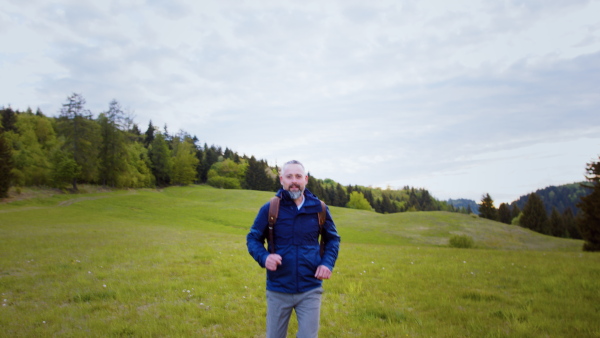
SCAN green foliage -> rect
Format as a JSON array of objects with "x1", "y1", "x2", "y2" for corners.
[
  {"x1": 245, "y1": 156, "x2": 274, "y2": 191},
  {"x1": 448, "y1": 234, "x2": 475, "y2": 248},
  {"x1": 56, "y1": 94, "x2": 101, "y2": 189},
  {"x1": 171, "y1": 136, "x2": 199, "y2": 185},
  {"x1": 478, "y1": 193, "x2": 498, "y2": 221},
  {"x1": 97, "y1": 100, "x2": 128, "y2": 187},
  {"x1": 520, "y1": 193, "x2": 549, "y2": 234},
  {"x1": 513, "y1": 182, "x2": 590, "y2": 216},
  {"x1": 498, "y1": 203, "x2": 512, "y2": 224},
  {"x1": 50, "y1": 150, "x2": 80, "y2": 189},
  {"x1": 207, "y1": 159, "x2": 246, "y2": 189},
  {"x1": 346, "y1": 191, "x2": 372, "y2": 211},
  {"x1": 148, "y1": 132, "x2": 173, "y2": 186},
  {"x1": 0, "y1": 131, "x2": 13, "y2": 198},
  {"x1": 577, "y1": 156, "x2": 600, "y2": 251}
]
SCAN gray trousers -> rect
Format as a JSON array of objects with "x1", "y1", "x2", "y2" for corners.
[{"x1": 266, "y1": 287, "x2": 323, "y2": 338}]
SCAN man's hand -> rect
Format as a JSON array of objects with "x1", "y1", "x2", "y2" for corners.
[
  {"x1": 314, "y1": 265, "x2": 332, "y2": 280},
  {"x1": 265, "y1": 254, "x2": 282, "y2": 271}
]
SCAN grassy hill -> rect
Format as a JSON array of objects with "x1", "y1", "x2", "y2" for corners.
[{"x1": 1, "y1": 185, "x2": 598, "y2": 337}]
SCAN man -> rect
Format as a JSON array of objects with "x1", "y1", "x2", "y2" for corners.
[{"x1": 247, "y1": 160, "x2": 341, "y2": 338}]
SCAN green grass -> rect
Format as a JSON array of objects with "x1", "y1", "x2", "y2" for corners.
[{"x1": 1, "y1": 185, "x2": 599, "y2": 337}]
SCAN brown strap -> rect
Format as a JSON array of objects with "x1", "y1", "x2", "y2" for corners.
[
  {"x1": 267, "y1": 196, "x2": 280, "y2": 254},
  {"x1": 318, "y1": 201, "x2": 326, "y2": 256}
]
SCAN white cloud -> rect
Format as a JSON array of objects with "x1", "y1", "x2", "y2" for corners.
[{"x1": 1, "y1": 0, "x2": 599, "y2": 203}]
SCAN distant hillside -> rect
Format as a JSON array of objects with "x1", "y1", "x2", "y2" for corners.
[
  {"x1": 447, "y1": 198, "x2": 479, "y2": 214},
  {"x1": 512, "y1": 182, "x2": 589, "y2": 215}
]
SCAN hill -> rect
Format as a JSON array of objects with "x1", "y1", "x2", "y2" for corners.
[
  {"x1": 1, "y1": 185, "x2": 597, "y2": 337},
  {"x1": 512, "y1": 182, "x2": 589, "y2": 215},
  {"x1": 0, "y1": 185, "x2": 582, "y2": 251}
]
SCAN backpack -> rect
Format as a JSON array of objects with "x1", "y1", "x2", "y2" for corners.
[{"x1": 267, "y1": 196, "x2": 327, "y2": 256}]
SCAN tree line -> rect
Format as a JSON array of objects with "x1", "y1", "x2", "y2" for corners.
[
  {"x1": 0, "y1": 94, "x2": 462, "y2": 215},
  {"x1": 2, "y1": 94, "x2": 598, "y2": 251},
  {"x1": 477, "y1": 166, "x2": 600, "y2": 252}
]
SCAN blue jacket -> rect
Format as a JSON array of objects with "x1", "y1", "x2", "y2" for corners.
[{"x1": 246, "y1": 188, "x2": 341, "y2": 294}]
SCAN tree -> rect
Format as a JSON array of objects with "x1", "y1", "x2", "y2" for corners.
[
  {"x1": 520, "y1": 193, "x2": 548, "y2": 234},
  {"x1": 144, "y1": 120, "x2": 155, "y2": 148},
  {"x1": 510, "y1": 202, "x2": 521, "y2": 220},
  {"x1": 171, "y1": 136, "x2": 200, "y2": 185},
  {"x1": 346, "y1": 191, "x2": 372, "y2": 211},
  {"x1": 148, "y1": 132, "x2": 173, "y2": 186},
  {"x1": 549, "y1": 207, "x2": 565, "y2": 237},
  {"x1": 498, "y1": 203, "x2": 512, "y2": 224},
  {"x1": 50, "y1": 149, "x2": 80, "y2": 190},
  {"x1": 245, "y1": 156, "x2": 273, "y2": 191},
  {"x1": 207, "y1": 158, "x2": 246, "y2": 189},
  {"x1": 0, "y1": 131, "x2": 13, "y2": 197},
  {"x1": 577, "y1": 156, "x2": 600, "y2": 251},
  {"x1": 562, "y1": 208, "x2": 580, "y2": 239},
  {"x1": 478, "y1": 193, "x2": 498, "y2": 221},
  {"x1": 56, "y1": 93, "x2": 100, "y2": 190},
  {"x1": 98, "y1": 100, "x2": 127, "y2": 187}
]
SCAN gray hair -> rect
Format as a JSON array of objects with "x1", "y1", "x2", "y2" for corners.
[{"x1": 281, "y1": 160, "x2": 306, "y2": 175}]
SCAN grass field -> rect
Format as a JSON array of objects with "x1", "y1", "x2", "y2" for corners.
[{"x1": 1, "y1": 185, "x2": 599, "y2": 337}]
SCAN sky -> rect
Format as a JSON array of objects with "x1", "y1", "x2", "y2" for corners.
[{"x1": 1, "y1": 0, "x2": 600, "y2": 205}]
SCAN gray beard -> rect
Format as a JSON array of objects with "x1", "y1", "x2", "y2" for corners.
[{"x1": 288, "y1": 189, "x2": 303, "y2": 200}]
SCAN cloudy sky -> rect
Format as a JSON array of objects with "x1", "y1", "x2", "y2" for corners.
[{"x1": 2, "y1": 0, "x2": 600, "y2": 204}]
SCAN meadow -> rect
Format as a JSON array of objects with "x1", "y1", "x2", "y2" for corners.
[{"x1": 0, "y1": 185, "x2": 599, "y2": 337}]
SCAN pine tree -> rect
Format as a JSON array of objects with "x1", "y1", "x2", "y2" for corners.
[
  {"x1": 56, "y1": 93, "x2": 100, "y2": 190},
  {"x1": 144, "y1": 121, "x2": 155, "y2": 148},
  {"x1": 562, "y1": 208, "x2": 580, "y2": 239},
  {"x1": 245, "y1": 156, "x2": 273, "y2": 191},
  {"x1": 0, "y1": 131, "x2": 13, "y2": 198},
  {"x1": 148, "y1": 133, "x2": 172, "y2": 186},
  {"x1": 520, "y1": 193, "x2": 549, "y2": 234},
  {"x1": 510, "y1": 202, "x2": 521, "y2": 220},
  {"x1": 549, "y1": 207, "x2": 565, "y2": 237},
  {"x1": 577, "y1": 156, "x2": 600, "y2": 251},
  {"x1": 498, "y1": 203, "x2": 512, "y2": 224},
  {"x1": 478, "y1": 193, "x2": 498, "y2": 221},
  {"x1": 98, "y1": 100, "x2": 127, "y2": 187}
]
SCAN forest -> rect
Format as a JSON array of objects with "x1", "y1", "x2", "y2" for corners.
[
  {"x1": 0, "y1": 94, "x2": 456, "y2": 215},
  {"x1": 1, "y1": 94, "x2": 597, "y2": 247}
]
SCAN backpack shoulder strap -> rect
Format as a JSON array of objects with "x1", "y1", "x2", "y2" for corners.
[
  {"x1": 267, "y1": 196, "x2": 280, "y2": 254},
  {"x1": 318, "y1": 200, "x2": 327, "y2": 256}
]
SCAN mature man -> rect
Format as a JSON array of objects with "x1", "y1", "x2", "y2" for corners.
[{"x1": 247, "y1": 160, "x2": 341, "y2": 338}]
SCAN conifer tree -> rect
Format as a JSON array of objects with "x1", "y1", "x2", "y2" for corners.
[
  {"x1": 148, "y1": 132, "x2": 172, "y2": 186},
  {"x1": 577, "y1": 156, "x2": 600, "y2": 251},
  {"x1": 56, "y1": 93, "x2": 100, "y2": 190},
  {"x1": 144, "y1": 121, "x2": 155, "y2": 148},
  {"x1": 478, "y1": 193, "x2": 498, "y2": 221},
  {"x1": 498, "y1": 203, "x2": 512, "y2": 224},
  {"x1": 245, "y1": 156, "x2": 273, "y2": 191},
  {"x1": 0, "y1": 131, "x2": 13, "y2": 198},
  {"x1": 520, "y1": 193, "x2": 548, "y2": 233},
  {"x1": 510, "y1": 202, "x2": 521, "y2": 220},
  {"x1": 98, "y1": 100, "x2": 127, "y2": 187},
  {"x1": 549, "y1": 207, "x2": 565, "y2": 237},
  {"x1": 562, "y1": 208, "x2": 580, "y2": 239}
]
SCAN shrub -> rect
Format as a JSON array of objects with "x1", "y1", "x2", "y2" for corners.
[{"x1": 449, "y1": 234, "x2": 475, "y2": 248}]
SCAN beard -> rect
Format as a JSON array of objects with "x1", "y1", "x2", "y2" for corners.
[{"x1": 286, "y1": 184, "x2": 304, "y2": 199}]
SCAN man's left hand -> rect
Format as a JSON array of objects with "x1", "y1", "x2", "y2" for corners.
[{"x1": 314, "y1": 265, "x2": 332, "y2": 280}]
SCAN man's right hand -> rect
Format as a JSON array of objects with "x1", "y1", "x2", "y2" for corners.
[{"x1": 265, "y1": 254, "x2": 282, "y2": 271}]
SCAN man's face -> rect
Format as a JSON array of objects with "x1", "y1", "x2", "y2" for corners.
[{"x1": 280, "y1": 163, "x2": 308, "y2": 198}]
